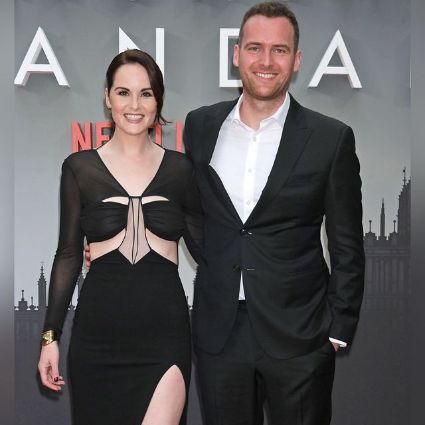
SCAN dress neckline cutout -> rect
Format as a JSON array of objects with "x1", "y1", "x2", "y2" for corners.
[{"x1": 94, "y1": 145, "x2": 167, "y2": 197}]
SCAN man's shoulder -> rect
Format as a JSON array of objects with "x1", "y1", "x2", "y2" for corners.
[
  {"x1": 307, "y1": 108, "x2": 348, "y2": 129},
  {"x1": 294, "y1": 99, "x2": 350, "y2": 132}
]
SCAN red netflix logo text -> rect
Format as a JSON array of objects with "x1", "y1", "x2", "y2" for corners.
[{"x1": 71, "y1": 121, "x2": 184, "y2": 152}]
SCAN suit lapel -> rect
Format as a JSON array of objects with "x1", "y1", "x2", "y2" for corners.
[
  {"x1": 202, "y1": 99, "x2": 238, "y2": 164},
  {"x1": 202, "y1": 99, "x2": 243, "y2": 224},
  {"x1": 245, "y1": 96, "x2": 312, "y2": 226}
]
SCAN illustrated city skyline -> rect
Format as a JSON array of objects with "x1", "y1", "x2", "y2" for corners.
[
  {"x1": 15, "y1": 168, "x2": 411, "y2": 318},
  {"x1": 14, "y1": 170, "x2": 411, "y2": 425}
]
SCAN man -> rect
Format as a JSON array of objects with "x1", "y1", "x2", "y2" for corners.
[{"x1": 184, "y1": 2, "x2": 364, "y2": 424}]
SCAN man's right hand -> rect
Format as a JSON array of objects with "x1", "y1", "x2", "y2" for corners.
[{"x1": 84, "y1": 244, "x2": 91, "y2": 269}]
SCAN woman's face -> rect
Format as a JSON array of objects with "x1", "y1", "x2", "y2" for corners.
[{"x1": 105, "y1": 63, "x2": 157, "y2": 138}]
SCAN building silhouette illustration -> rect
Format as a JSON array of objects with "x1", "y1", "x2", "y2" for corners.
[
  {"x1": 15, "y1": 265, "x2": 84, "y2": 342},
  {"x1": 14, "y1": 171, "x2": 412, "y2": 425},
  {"x1": 15, "y1": 170, "x2": 412, "y2": 340},
  {"x1": 362, "y1": 170, "x2": 411, "y2": 331}
]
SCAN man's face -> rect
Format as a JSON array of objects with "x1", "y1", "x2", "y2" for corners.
[{"x1": 233, "y1": 15, "x2": 301, "y2": 103}]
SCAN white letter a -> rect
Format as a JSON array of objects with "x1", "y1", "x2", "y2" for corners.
[
  {"x1": 14, "y1": 27, "x2": 69, "y2": 87},
  {"x1": 309, "y1": 30, "x2": 361, "y2": 89}
]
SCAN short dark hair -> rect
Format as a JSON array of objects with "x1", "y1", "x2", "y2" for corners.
[
  {"x1": 238, "y1": 1, "x2": 299, "y2": 51},
  {"x1": 105, "y1": 49, "x2": 167, "y2": 126}
]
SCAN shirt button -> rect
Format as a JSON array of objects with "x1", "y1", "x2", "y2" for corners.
[
  {"x1": 253, "y1": 136, "x2": 257, "y2": 142},
  {"x1": 247, "y1": 168, "x2": 252, "y2": 173},
  {"x1": 246, "y1": 200, "x2": 251, "y2": 205}
]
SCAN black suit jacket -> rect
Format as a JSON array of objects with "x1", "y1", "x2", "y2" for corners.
[{"x1": 184, "y1": 94, "x2": 365, "y2": 359}]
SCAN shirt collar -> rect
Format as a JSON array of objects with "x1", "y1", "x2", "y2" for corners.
[{"x1": 229, "y1": 92, "x2": 291, "y2": 129}]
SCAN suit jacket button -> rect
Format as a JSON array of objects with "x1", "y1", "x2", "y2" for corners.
[
  {"x1": 240, "y1": 228, "x2": 248, "y2": 236},
  {"x1": 232, "y1": 264, "x2": 241, "y2": 272}
]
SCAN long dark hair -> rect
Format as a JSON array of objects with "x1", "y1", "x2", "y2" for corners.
[{"x1": 105, "y1": 49, "x2": 168, "y2": 128}]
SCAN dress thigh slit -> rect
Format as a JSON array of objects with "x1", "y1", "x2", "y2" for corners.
[{"x1": 69, "y1": 250, "x2": 191, "y2": 425}]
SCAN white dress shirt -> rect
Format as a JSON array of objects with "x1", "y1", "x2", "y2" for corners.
[
  {"x1": 210, "y1": 94, "x2": 290, "y2": 299},
  {"x1": 209, "y1": 93, "x2": 346, "y2": 348}
]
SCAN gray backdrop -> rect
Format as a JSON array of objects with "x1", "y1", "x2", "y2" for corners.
[
  {"x1": 1, "y1": 0, "x2": 15, "y2": 424},
  {"x1": 410, "y1": 0, "x2": 425, "y2": 423},
  {"x1": 12, "y1": 0, "x2": 416, "y2": 424}
]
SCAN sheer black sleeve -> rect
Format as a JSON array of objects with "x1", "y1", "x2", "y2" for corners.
[
  {"x1": 43, "y1": 160, "x2": 84, "y2": 338},
  {"x1": 182, "y1": 167, "x2": 204, "y2": 266}
]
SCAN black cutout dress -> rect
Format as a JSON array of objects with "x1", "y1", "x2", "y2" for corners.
[{"x1": 43, "y1": 148, "x2": 203, "y2": 425}]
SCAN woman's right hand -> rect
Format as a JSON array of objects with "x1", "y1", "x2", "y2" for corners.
[{"x1": 38, "y1": 342, "x2": 65, "y2": 391}]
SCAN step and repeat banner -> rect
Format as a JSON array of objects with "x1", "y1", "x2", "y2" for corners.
[{"x1": 13, "y1": 0, "x2": 411, "y2": 424}]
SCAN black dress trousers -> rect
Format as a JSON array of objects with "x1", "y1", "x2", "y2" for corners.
[{"x1": 195, "y1": 303, "x2": 335, "y2": 425}]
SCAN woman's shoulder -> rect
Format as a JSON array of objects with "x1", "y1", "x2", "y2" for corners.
[
  {"x1": 163, "y1": 148, "x2": 192, "y2": 168},
  {"x1": 63, "y1": 149, "x2": 98, "y2": 171},
  {"x1": 160, "y1": 149, "x2": 195, "y2": 188}
]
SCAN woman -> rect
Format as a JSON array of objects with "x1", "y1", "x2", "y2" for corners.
[{"x1": 38, "y1": 49, "x2": 203, "y2": 425}]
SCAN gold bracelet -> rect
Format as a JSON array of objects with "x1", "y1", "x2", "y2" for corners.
[{"x1": 41, "y1": 330, "x2": 58, "y2": 346}]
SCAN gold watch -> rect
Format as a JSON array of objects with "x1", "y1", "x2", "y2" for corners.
[{"x1": 41, "y1": 330, "x2": 58, "y2": 346}]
